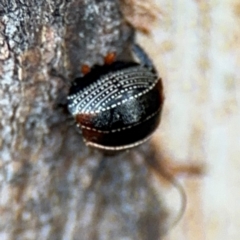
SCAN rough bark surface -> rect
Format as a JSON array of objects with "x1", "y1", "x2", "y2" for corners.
[{"x1": 0, "y1": 1, "x2": 177, "y2": 239}]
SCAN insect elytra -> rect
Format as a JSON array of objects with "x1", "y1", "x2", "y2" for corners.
[
  {"x1": 68, "y1": 64, "x2": 158, "y2": 114},
  {"x1": 67, "y1": 45, "x2": 164, "y2": 150}
]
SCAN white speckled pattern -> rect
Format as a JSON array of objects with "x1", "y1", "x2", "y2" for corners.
[{"x1": 68, "y1": 65, "x2": 158, "y2": 114}]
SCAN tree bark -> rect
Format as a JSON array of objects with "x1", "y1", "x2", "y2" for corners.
[{"x1": 0, "y1": 1, "x2": 176, "y2": 239}]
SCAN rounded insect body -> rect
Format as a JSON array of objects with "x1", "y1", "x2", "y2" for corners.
[{"x1": 67, "y1": 46, "x2": 164, "y2": 150}]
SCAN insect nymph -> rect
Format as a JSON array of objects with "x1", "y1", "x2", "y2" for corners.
[{"x1": 67, "y1": 45, "x2": 164, "y2": 150}]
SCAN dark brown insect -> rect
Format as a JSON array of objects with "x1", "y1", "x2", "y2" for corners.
[
  {"x1": 67, "y1": 44, "x2": 203, "y2": 236},
  {"x1": 67, "y1": 44, "x2": 164, "y2": 150}
]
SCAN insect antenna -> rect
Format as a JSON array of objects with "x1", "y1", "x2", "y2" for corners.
[
  {"x1": 143, "y1": 148, "x2": 187, "y2": 235},
  {"x1": 132, "y1": 44, "x2": 155, "y2": 69}
]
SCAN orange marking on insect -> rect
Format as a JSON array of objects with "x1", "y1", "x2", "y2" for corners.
[
  {"x1": 104, "y1": 52, "x2": 116, "y2": 65},
  {"x1": 81, "y1": 64, "x2": 91, "y2": 75}
]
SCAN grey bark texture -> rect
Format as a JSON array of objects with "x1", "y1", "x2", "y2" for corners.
[{"x1": 0, "y1": 1, "x2": 179, "y2": 239}]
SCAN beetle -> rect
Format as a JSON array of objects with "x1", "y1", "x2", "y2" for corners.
[{"x1": 67, "y1": 44, "x2": 164, "y2": 150}]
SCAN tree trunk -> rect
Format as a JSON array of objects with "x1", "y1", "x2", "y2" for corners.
[{"x1": 0, "y1": 1, "x2": 177, "y2": 239}]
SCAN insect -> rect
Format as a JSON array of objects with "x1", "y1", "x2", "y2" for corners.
[{"x1": 67, "y1": 44, "x2": 164, "y2": 150}]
